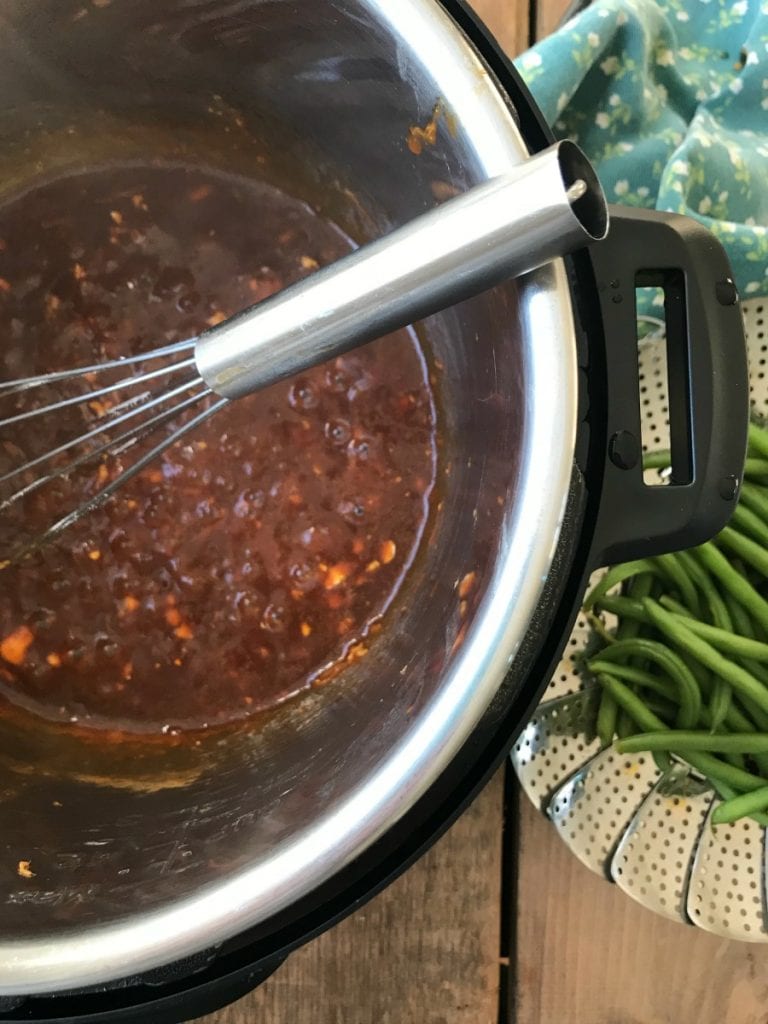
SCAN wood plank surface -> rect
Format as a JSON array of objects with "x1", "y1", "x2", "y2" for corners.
[
  {"x1": 514, "y1": 798, "x2": 768, "y2": 1024},
  {"x1": 472, "y1": 0, "x2": 532, "y2": 55},
  {"x1": 535, "y1": 0, "x2": 571, "y2": 45},
  {"x1": 200, "y1": 771, "x2": 505, "y2": 1024}
]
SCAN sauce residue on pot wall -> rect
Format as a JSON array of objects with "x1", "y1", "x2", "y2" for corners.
[{"x1": 0, "y1": 164, "x2": 437, "y2": 735}]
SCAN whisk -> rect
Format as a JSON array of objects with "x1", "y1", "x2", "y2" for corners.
[{"x1": 0, "y1": 141, "x2": 607, "y2": 551}]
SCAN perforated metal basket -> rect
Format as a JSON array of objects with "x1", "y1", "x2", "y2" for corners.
[{"x1": 512, "y1": 296, "x2": 768, "y2": 941}]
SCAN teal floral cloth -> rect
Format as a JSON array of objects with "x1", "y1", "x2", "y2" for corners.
[{"x1": 514, "y1": 0, "x2": 768, "y2": 301}]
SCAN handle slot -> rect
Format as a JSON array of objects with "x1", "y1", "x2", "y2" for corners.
[{"x1": 636, "y1": 271, "x2": 693, "y2": 487}]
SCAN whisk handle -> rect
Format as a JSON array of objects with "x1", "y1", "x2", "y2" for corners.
[{"x1": 195, "y1": 140, "x2": 607, "y2": 401}]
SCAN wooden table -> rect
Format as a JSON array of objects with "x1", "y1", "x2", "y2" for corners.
[{"x1": 202, "y1": 3, "x2": 768, "y2": 1021}]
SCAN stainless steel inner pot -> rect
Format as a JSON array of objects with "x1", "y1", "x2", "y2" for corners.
[{"x1": 0, "y1": 0, "x2": 577, "y2": 993}]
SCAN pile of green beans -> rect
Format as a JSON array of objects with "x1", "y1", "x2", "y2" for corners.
[{"x1": 584, "y1": 420, "x2": 768, "y2": 827}]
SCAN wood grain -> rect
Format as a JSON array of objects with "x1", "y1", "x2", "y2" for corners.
[
  {"x1": 535, "y1": 0, "x2": 571, "y2": 44},
  {"x1": 515, "y1": 798, "x2": 768, "y2": 1024},
  {"x1": 200, "y1": 771, "x2": 505, "y2": 1024},
  {"x1": 471, "y1": 0, "x2": 531, "y2": 55}
]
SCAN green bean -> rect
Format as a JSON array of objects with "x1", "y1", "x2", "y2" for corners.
[
  {"x1": 591, "y1": 638, "x2": 701, "y2": 728},
  {"x1": 718, "y1": 526, "x2": 768, "y2": 579},
  {"x1": 588, "y1": 660, "x2": 670, "y2": 697},
  {"x1": 643, "y1": 450, "x2": 670, "y2": 469},
  {"x1": 599, "y1": 674, "x2": 768, "y2": 792},
  {"x1": 708, "y1": 780, "x2": 768, "y2": 827},
  {"x1": 712, "y1": 786, "x2": 768, "y2": 825},
  {"x1": 693, "y1": 543, "x2": 768, "y2": 633},
  {"x1": 674, "y1": 548, "x2": 732, "y2": 728},
  {"x1": 660, "y1": 595, "x2": 689, "y2": 617},
  {"x1": 685, "y1": 752, "x2": 768, "y2": 793},
  {"x1": 586, "y1": 612, "x2": 616, "y2": 646},
  {"x1": 662, "y1": 613, "x2": 768, "y2": 662},
  {"x1": 643, "y1": 598, "x2": 768, "y2": 716},
  {"x1": 665, "y1": 614, "x2": 768, "y2": 728},
  {"x1": 652, "y1": 553, "x2": 702, "y2": 618},
  {"x1": 744, "y1": 458, "x2": 768, "y2": 477},
  {"x1": 611, "y1": 597, "x2": 765, "y2": 748},
  {"x1": 597, "y1": 695, "x2": 618, "y2": 749},
  {"x1": 731, "y1": 503, "x2": 768, "y2": 548},
  {"x1": 645, "y1": 695, "x2": 680, "y2": 720},
  {"x1": 609, "y1": 574, "x2": 657, "y2": 744},
  {"x1": 592, "y1": 577, "x2": 655, "y2": 744},
  {"x1": 596, "y1": 673, "x2": 665, "y2": 732},
  {"x1": 594, "y1": 594, "x2": 646, "y2": 622},
  {"x1": 619, "y1": 574, "x2": 654, "y2": 634},
  {"x1": 675, "y1": 549, "x2": 732, "y2": 630},
  {"x1": 724, "y1": 592, "x2": 756, "y2": 639},
  {"x1": 616, "y1": 709, "x2": 634, "y2": 739},
  {"x1": 740, "y1": 481, "x2": 768, "y2": 523},
  {"x1": 616, "y1": 731, "x2": 768, "y2": 754},
  {"x1": 748, "y1": 421, "x2": 768, "y2": 459},
  {"x1": 583, "y1": 559, "x2": 658, "y2": 610}
]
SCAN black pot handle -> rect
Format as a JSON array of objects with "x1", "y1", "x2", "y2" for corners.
[{"x1": 588, "y1": 205, "x2": 748, "y2": 568}]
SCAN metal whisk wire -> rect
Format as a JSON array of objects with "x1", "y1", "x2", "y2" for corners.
[{"x1": 0, "y1": 338, "x2": 226, "y2": 556}]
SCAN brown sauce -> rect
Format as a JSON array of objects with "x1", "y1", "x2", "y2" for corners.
[{"x1": 0, "y1": 165, "x2": 437, "y2": 734}]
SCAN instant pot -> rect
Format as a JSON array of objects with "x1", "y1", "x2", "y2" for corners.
[{"x1": 0, "y1": 0, "x2": 747, "y2": 1020}]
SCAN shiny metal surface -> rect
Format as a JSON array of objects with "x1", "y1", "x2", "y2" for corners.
[
  {"x1": 196, "y1": 141, "x2": 606, "y2": 399},
  {"x1": 0, "y1": 0, "x2": 579, "y2": 993}
]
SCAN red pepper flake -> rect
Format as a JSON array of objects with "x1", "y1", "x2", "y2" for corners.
[
  {"x1": 0, "y1": 278, "x2": 11, "y2": 293},
  {"x1": 406, "y1": 103, "x2": 441, "y2": 155},
  {"x1": 121, "y1": 595, "x2": 140, "y2": 614},
  {"x1": 1, "y1": 625, "x2": 34, "y2": 666},
  {"x1": 73, "y1": 262, "x2": 87, "y2": 280},
  {"x1": 458, "y1": 571, "x2": 477, "y2": 599},
  {"x1": 131, "y1": 193, "x2": 148, "y2": 210},
  {"x1": 122, "y1": 662, "x2": 133, "y2": 680},
  {"x1": 380, "y1": 540, "x2": 396, "y2": 565},
  {"x1": 17, "y1": 860, "x2": 35, "y2": 879},
  {"x1": 165, "y1": 607, "x2": 182, "y2": 628},
  {"x1": 300, "y1": 255, "x2": 319, "y2": 270},
  {"x1": 451, "y1": 624, "x2": 468, "y2": 656},
  {"x1": 87, "y1": 549, "x2": 101, "y2": 561},
  {"x1": 109, "y1": 210, "x2": 123, "y2": 225},
  {"x1": 347, "y1": 642, "x2": 368, "y2": 662},
  {"x1": 206, "y1": 311, "x2": 227, "y2": 327},
  {"x1": 366, "y1": 560, "x2": 381, "y2": 573},
  {"x1": 324, "y1": 562, "x2": 353, "y2": 589},
  {"x1": 300, "y1": 622, "x2": 312, "y2": 637},
  {"x1": 46, "y1": 652, "x2": 62, "y2": 668},
  {"x1": 174, "y1": 623, "x2": 194, "y2": 640}
]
